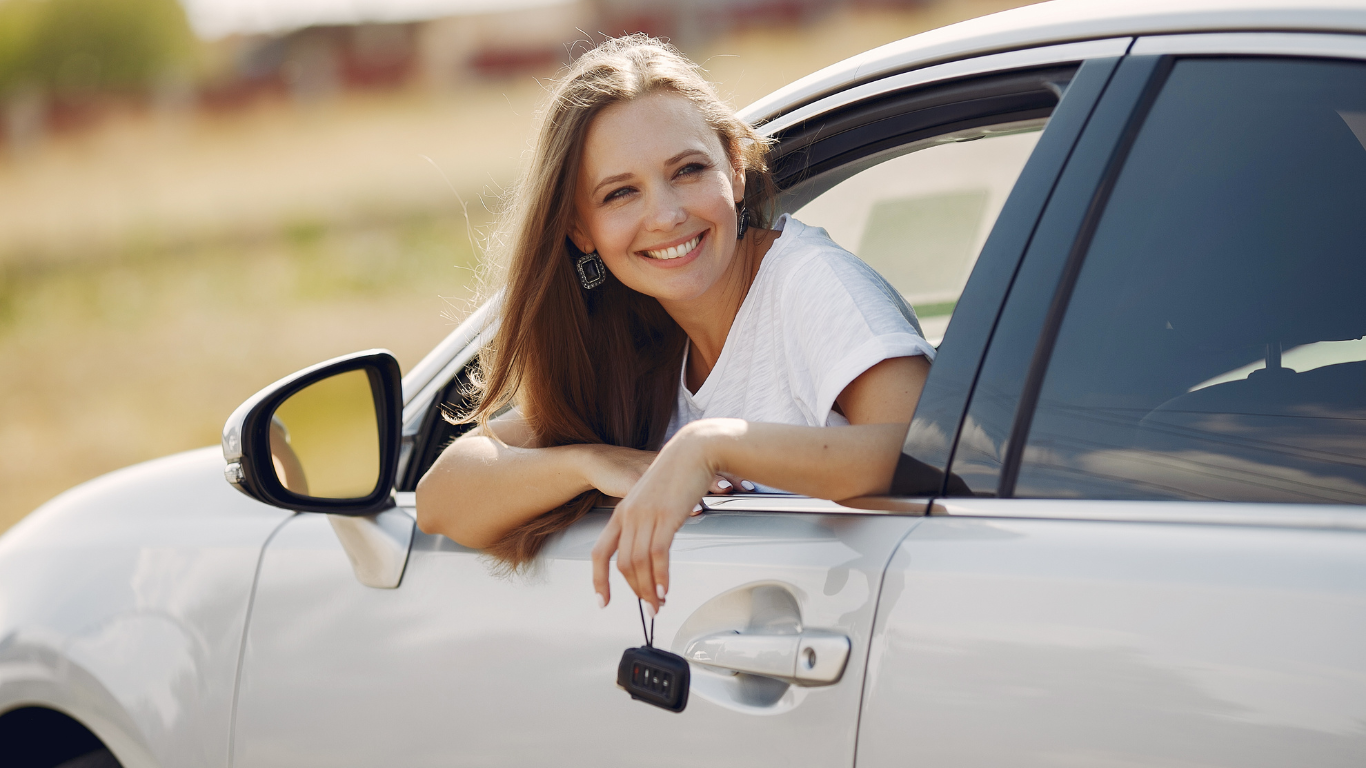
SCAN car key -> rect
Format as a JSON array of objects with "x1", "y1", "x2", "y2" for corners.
[{"x1": 617, "y1": 599, "x2": 690, "y2": 712}]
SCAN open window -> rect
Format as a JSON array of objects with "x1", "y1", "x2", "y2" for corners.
[{"x1": 771, "y1": 66, "x2": 1070, "y2": 345}]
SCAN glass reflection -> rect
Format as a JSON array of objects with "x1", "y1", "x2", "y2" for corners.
[{"x1": 270, "y1": 369, "x2": 380, "y2": 499}]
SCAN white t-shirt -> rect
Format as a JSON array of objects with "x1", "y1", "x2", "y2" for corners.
[{"x1": 664, "y1": 214, "x2": 936, "y2": 458}]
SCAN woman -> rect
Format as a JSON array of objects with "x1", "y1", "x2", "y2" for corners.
[{"x1": 416, "y1": 35, "x2": 933, "y2": 617}]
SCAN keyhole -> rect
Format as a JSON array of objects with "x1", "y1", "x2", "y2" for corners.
[{"x1": 803, "y1": 647, "x2": 817, "y2": 669}]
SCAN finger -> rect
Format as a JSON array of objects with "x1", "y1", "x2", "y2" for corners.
[
  {"x1": 650, "y1": 520, "x2": 674, "y2": 605},
  {"x1": 690, "y1": 502, "x2": 705, "y2": 517},
  {"x1": 631, "y1": 516, "x2": 659, "y2": 611},
  {"x1": 591, "y1": 514, "x2": 622, "y2": 607},
  {"x1": 739, "y1": 479, "x2": 757, "y2": 492},
  {"x1": 616, "y1": 518, "x2": 641, "y2": 605},
  {"x1": 709, "y1": 475, "x2": 734, "y2": 494}
]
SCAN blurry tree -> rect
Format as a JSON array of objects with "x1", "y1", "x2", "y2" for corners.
[{"x1": 0, "y1": 0, "x2": 196, "y2": 99}]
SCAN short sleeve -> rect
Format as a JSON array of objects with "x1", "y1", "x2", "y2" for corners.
[{"x1": 778, "y1": 245, "x2": 935, "y2": 426}]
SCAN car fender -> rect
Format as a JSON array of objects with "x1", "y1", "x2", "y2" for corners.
[{"x1": 0, "y1": 447, "x2": 292, "y2": 768}]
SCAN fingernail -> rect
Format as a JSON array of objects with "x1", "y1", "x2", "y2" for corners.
[
  {"x1": 656, "y1": 584, "x2": 666, "y2": 601},
  {"x1": 692, "y1": 503, "x2": 703, "y2": 513},
  {"x1": 595, "y1": 593, "x2": 606, "y2": 609},
  {"x1": 718, "y1": 479, "x2": 732, "y2": 490},
  {"x1": 741, "y1": 480, "x2": 756, "y2": 491},
  {"x1": 644, "y1": 602, "x2": 656, "y2": 619}
]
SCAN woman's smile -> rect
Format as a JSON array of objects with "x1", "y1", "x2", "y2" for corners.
[{"x1": 640, "y1": 230, "x2": 705, "y2": 264}]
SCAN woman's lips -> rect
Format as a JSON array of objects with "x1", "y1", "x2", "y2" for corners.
[{"x1": 642, "y1": 231, "x2": 703, "y2": 260}]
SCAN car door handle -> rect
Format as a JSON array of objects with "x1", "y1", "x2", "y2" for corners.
[{"x1": 682, "y1": 630, "x2": 850, "y2": 685}]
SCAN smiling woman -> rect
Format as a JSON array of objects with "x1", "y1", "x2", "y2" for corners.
[{"x1": 414, "y1": 35, "x2": 934, "y2": 614}]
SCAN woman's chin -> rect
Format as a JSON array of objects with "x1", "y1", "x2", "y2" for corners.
[{"x1": 632, "y1": 276, "x2": 714, "y2": 305}]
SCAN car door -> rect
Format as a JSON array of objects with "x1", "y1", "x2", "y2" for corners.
[
  {"x1": 226, "y1": 42, "x2": 1120, "y2": 767},
  {"x1": 859, "y1": 35, "x2": 1366, "y2": 767}
]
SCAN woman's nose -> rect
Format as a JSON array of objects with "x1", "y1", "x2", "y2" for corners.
[{"x1": 643, "y1": 187, "x2": 687, "y2": 231}]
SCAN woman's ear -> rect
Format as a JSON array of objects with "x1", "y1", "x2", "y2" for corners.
[
  {"x1": 729, "y1": 143, "x2": 747, "y2": 205},
  {"x1": 567, "y1": 219, "x2": 594, "y2": 255}
]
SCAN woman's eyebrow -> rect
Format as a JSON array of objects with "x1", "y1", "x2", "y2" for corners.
[
  {"x1": 665, "y1": 148, "x2": 708, "y2": 166},
  {"x1": 592, "y1": 172, "x2": 633, "y2": 195},
  {"x1": 590, "y1": 148, "x2": 712, "y2": 195}
]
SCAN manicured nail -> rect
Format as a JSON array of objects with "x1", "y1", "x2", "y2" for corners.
[
  {"x1": 656, "y1": 584, "x2": 666, "y2": 601},
  {"x1": 596, "y1": 593, "x2": 606, "y2": 609},
  {"x1": 718, "y1": 479, "x2": 732, "y2": 490},
  {"x1": 644, "y1": 602, "x2": 656, "y2": 619},
  {"x1": 740, "y1": 480, "x2": 756, "y2": 491},
  {"x1": 692, "y1": 503, "x2": 703, "y2": 513}
]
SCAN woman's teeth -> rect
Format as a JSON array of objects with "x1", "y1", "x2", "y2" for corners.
[{"x1": 644, "y1": 234, "x2": 701, "y2": 260}]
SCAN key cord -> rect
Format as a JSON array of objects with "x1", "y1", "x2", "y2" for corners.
[{"x1": 637, "y1": 598, "x2": 655, "y2": 648}]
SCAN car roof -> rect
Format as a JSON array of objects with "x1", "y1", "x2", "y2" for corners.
[{"x1": 741, "y1": 0, "x2": 1366, "y2": 124}]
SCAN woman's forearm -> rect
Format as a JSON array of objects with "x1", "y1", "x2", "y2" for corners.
[
  {"x1": 685, "y1": 419, "x2": 908, "y2": 501},
  {"x1": 415, "y1": 436, "x2": 595, "y2": 548}
]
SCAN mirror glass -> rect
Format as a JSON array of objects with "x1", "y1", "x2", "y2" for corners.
[{"x1": 270, "y1": 369, "x2": 380, "y2": 499}]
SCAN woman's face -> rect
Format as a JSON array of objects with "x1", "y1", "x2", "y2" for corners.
[{"x1": 570, "y1": 92, "x2": 746, "y2": 306}]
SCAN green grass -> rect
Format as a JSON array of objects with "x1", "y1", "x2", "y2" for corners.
[
  {"x1": 0, "y1": 213, "x2": 484, "y2": 532},
  {"x1": 914, "y1": 300, "x2": 958, "y2": 318}
]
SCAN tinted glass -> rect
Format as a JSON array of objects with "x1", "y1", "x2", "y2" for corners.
[
  {"x1": 1016, "y1": 58, "x2": 1366, "y2": 503},
  {"x1": 795, "y1": 129, "x2": 1041, "y2": 345}
]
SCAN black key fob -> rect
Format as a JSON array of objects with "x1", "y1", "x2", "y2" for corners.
[{"x1": 618, "y1": 646, "x2": 690, "y2": 713}]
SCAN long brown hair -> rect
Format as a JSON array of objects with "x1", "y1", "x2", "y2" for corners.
[{"x1": 457, "y1": 34, "x2": 776, "y2": 569}]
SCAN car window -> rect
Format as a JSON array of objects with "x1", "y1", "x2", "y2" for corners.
[
  {"x1": 793, "y1": 128, "x2": 1041, "y2": 345},
  {"x1": 1015, "y1": 57, "x2": 1366, "y2": 503}
]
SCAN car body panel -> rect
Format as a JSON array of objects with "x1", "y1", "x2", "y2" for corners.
[
  {"x1": 858, "y1": 508, "x2": 1366, "y2": 766},
  {"x1": 0, "y1": 448, "x2": 291, "y2": 767},
  {"x1": 230, "y1": 504, "x2": 920, "y2": 766}
]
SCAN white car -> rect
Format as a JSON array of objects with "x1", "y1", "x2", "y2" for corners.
[{"x1": 5, "y1": 1, "x2": 1366, "y2": 765}]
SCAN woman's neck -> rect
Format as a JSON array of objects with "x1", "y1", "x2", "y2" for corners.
[{"x1": 663, "y1": 228, "x2": 781, "y2": 393}]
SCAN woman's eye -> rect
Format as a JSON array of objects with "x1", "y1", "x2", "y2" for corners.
[
  {"x1": 676, "y1": 162, "x2": 707, "y2": 178},
  {"x1": 603, "y1": 187, "x2": 633, "y2": 203}
]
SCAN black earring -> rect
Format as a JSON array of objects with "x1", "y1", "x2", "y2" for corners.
[
  {"x1": 576, "y1": 250, "x2": 607, "y2": 290},
  {"x1": 736, "y1": 206, "x2": 750, "y2": 240}
]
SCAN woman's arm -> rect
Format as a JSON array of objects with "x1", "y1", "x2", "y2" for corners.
[
  {"x1": 591, "y1": 355, "x2": 929, "y2": 612},
  {"x1": 415, "y1": 410, "x2": 657, "y2": 549}
]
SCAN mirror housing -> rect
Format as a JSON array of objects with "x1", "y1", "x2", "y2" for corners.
[{"x1": 223, "y1": 350, "x2": 402, "y2": 515}]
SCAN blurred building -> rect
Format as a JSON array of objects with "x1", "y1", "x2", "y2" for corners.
[
  {"x1": 203, "y1": 0, "x2": 930, "y2": 104},
  {"x1": 3, "y1": 0, "x2": 932, "y2": 148}
]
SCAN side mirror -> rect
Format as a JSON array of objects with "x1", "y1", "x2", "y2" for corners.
[
  {"x1": 223, "y1": 350, "x2": 402, "y2": 515},
  {"x1": 224, "y1": 350, "x2": 411, "y2": 589}
]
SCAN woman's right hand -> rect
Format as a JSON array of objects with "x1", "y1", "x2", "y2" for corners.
[
  {"x1": 579, "y1": 444, "x2": 738, "y2": 502},
  {"x1": 579, "y1": 444, "x2": 658, "y2": 499}
]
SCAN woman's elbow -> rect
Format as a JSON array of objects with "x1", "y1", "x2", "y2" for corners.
[
  {"x1": 414, "y1": 475, "x2": 499, "y2": 549},
  {"x1": 415, "y1": 472, "x2": 460, "y2": 538}
]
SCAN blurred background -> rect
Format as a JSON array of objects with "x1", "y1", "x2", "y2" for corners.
[{"x1": 0, "y1": 0, "x2": 1036, "y2": 533}]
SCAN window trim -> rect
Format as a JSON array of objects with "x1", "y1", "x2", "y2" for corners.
[
  {"x1": 932, "y1": 498, "x2": 1366, "y2": 532},
  {"x1": 768, "y1": 66, "x2": 1068, "y2": 194},
  {"x1": 1131, "y1": 31, "x2": 1366, "y2": 60},
  {"x1": 755, "y1": 38, "x2": 1132, "y2": 138}
]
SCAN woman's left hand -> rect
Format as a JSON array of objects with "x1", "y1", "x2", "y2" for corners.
[{"x1": 591, "y1": 419, "x2": 739, "y2": 614}]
